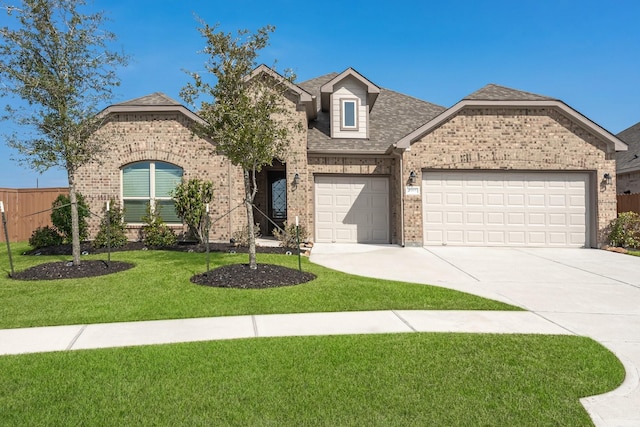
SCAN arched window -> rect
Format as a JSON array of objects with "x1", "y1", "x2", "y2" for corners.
[{"x1": 122, "y1": 161, "x2": 183, "y2": 224}]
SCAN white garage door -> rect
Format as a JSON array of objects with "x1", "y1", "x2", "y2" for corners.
[
  {"x1": 423, "y1": 171, "x2": 589, "y2": 247},
  {"x1": 315, "y1": 176, "x2": 389, "y2": 243}
]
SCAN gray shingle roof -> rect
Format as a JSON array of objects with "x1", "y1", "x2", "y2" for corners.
[
  {"x1": 464, "y1": 84, "x2": 555, "y2": 101},
  {"x1": 299, "y1": 73, "x2": 446, "y2": 153},
  {"x1": 117, "y1": 92, "x2": 182, "y2": 106},
  {"x1": 617, "y1": 122, "x2": 640, "y2": 172}
]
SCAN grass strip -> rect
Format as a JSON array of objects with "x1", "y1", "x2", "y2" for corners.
[{"x1": 0, "y1": 333, "x2": 623, "y2": 426}]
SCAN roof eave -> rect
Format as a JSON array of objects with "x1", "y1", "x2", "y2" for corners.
[
  {"x1": 397, "y1": 100, "x2": 629, "y2": 152},
  {"x1": 98, "y1": 104, "x2": 206, "y2": 125}
]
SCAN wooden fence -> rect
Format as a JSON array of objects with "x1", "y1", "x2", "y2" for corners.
[
  {"x1": 0, "y1": 187, "x2": 69, "y2": 243},
  {"x1": 617, "y1": 193, "x2": 640, "y2": 214}
]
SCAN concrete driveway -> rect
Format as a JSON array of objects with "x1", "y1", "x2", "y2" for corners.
[{"x1": 311, "y1": 245, "x2": 640, "y2": 427}]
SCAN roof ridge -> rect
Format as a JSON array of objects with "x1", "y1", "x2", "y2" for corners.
[{"x1": 464, "y1": 83, "x2": 554, "y2": 101}]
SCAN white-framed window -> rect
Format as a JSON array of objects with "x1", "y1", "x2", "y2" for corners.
[
  {"x1": 341, "y1": 99, "x2": 358, "y2": 130},
  {"x1": 122, "y1": 161, "x2": 183, "y2": 224}
]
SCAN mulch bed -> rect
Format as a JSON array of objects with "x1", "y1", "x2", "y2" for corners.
[
  {"x1": 16, "y1": 241, "x2": 313, "y2": 288},
  {"x1": 191, "y1": 263, "x2": 316, "y2": 289},
  {"x1": 11, "y1": 260, "x2": 134, "y2": 281}
]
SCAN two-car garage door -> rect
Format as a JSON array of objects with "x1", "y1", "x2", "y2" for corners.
[
  {"x1": 423, "y1": 171, "x2": 590, "y2": 247},
  {"x1": 315, "y1": 176, "x2": 389, "y2": 243}
]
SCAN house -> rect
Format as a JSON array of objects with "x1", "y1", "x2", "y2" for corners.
[
  {"x1": 75, "y1": 66, "x2": 627, "y2": 248},
  {"x1": 616, "y1": 122, "x2": 640, "y2": 194}
]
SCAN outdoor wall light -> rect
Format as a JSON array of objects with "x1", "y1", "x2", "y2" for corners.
[
  {"x1": 603, "y1": 173, "x2": 612, "y2": 185},
  {"x1": 408, "y1": 170, "x2": 417, "y2": 185},
  {"x1": 293, "y1": 173, "x2": 300, "y2": 186}
]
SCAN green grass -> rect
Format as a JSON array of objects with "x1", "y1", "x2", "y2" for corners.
[
  {"x1": 0, "y1": 242, "x2": 516, "y2": 329},
  {"x1": 0, "y1": 333, "x2": 624, "y2": 426},
  {"x1": 628, "y1": 249, "x2": 640, "y2": 257}
]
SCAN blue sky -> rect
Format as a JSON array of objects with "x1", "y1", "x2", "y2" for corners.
[{"x1": 1, "y1": 0, "x2": 639, "y2": 188}]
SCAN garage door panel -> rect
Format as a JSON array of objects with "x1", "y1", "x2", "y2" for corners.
[
  {"x1": 423, "y1": 171, "x2": 588, "y2": 247},
  {"x1": 315, "y1": 176, "x2": 389, "y2": 243}
]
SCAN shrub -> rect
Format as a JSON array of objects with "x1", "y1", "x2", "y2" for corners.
[
  {"x1": 607, "y1": 211, "x2": 640, "y2": 248},
  {"x1": 231, "y1": 223, "x2": 261, "y2": 247},
  {"x1": 141, "y1": 202, "x2": 177, "y2": 247},
  {"x1": 172, "y1": 178, "x2": 214, "y2": 243},
  {"x1": 28, "y1": 226, "x2": 63, "y2": 249},
  {"x1": 273, "y1": 221, "x2": 309, "y2": 248},
  {"x1": 93, "y1": 200, "x2": 129, "y2": 248},
  {"x1": 51, "y1": 193, "x2": 89, "y2": 243}
]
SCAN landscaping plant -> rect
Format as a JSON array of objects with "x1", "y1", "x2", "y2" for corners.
[
  {"x1": 181, "y1": 23, "x2": 301, "y2": 269},
  {"x1": 231, "y1": 223, "x2": 261, "y2": 247},
  {"x1": 0, "y1": 0, "x2": 127, "y2": 265},
  {"x1": 607, "y1": 211, "x2": 640, "y2": 248},
  {"x1": 172, "y1": 178, "x2": 214, "y2": 244},
  {"x1": 51, "y1": 193, "x2": 90, "y2": 243},
  {"x1": 93, "y1": 200, "x2": 128, "y2": 248},
  {"x1": 273, "y1": 220, "x2": 309, "y2": 248},
  {"x1": 28, "y1": 226, "x2": 63, "y2": 249},
  {"x1": 141, "y1": 203, "x2": 177, "y2": 247}
]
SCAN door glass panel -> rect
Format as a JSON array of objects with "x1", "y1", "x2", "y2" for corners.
[{"x1": 271, "y1": 178, "x2": 287, "y2": 219}]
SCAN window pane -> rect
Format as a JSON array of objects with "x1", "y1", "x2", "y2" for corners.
[
  {"x1": 123, "y1": 163, "x2": 150, "y2": 197},
  {"x1": 155, "y1": 162, "x2": 183, "y2": 197},
  {"x1": 343, "y1": 101, "x2": 356, "y2": 127},
  {"x1": 123, "y1": 200, "x2": 148, "y2": 223},
  {"x1": 156, "y1": 200, "x2": 181, "y2": 224}
]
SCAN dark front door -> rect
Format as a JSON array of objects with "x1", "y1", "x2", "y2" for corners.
[{"x1": 268, "y1": 171, "x2": 287, "y2": 234}]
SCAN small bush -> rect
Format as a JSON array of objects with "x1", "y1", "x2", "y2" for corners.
[
  {"x1": 93, "y1": 200, "x2": 129, "y2": 248},
  {"x1": 172, "y1": 178, "x2": 214, "y2": 244},
  {"x1": 51, "y1": 193, "x2": 90, "y2": 243},
  {"x1": 607, "y1": 211, "x2": 640, "y2": 248},
  {"x1": 273, "y1": 221, "x2": 309, "y2": 248},
  {"x1": 231, "y1": 223, "x2": 261, "y2": 247},
  {"x1": 29, "y1": 226, "x2": 63, "y2": 249},
  {"x1": 142, "y1": 203, "x2": 177, "y2": 247}
]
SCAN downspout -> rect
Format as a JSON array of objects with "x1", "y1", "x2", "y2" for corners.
[{"x1": 392, "y1": 147, "x2": 406, "y2": 247}]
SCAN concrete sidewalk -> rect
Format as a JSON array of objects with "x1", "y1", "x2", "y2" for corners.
[{"x1": 0, "y1": 310, "x2": 572, "y2": 356}]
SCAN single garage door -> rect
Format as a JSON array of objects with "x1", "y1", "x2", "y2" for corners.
[
  {"x1": 315, "y1": 176, "x2": 389, "y2": 243},
  {"x1": 423, "y1": 171, "x2": 589, "y2": 247}
]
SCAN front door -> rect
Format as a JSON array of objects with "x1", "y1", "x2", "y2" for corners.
[{"x1": 268, "y1": 171, "x2": 287, "y2": 234}]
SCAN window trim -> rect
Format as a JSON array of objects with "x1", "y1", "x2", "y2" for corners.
[
  {"x1": 121, "y1": 161, "x2": 183, "y2": 224},
  {"x1": 340, "y1": 98, "x2": 358, "y2": 131}
]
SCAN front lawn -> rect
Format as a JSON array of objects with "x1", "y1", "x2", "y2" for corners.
[
  {"x1": 0, "y1": 333, "x2": 624, "y2": 426},
  {"x1": 0, "y1": 242, "x2": 516, "y2": 329}
]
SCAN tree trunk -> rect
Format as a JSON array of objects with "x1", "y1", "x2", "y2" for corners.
[
  {"x1": 244, "y1": 169, "x2": 257, "y2": 269},
  {"x1": 68, "y1": 176, "x2": 81, "y2": 266}
]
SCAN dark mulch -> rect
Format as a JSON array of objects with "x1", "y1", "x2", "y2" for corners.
[
  {"x1": 11, "y1": 260, "x2": 134, "y2": 281},
  {"x1": 191, "y1": 263, "x2": 316, "y2": 289}
]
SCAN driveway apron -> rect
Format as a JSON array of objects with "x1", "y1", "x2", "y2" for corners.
[{"x1": 311, "y1": 244, "x2": 640, "y2": 427}]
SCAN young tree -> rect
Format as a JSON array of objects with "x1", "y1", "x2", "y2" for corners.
[
  {"x1": 181, "y1": 23, "x2": 298, "y2": 269},
  {"x1": 0, "y1": 0, "x2": 127, "y2": 265}
]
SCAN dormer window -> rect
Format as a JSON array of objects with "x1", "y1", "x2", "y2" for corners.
[{"x1": 341, "y1": 99, "x2": 358, "y2": 130}]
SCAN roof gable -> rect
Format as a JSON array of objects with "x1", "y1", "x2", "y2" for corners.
[
  {"x1": 319, "y1": 67, "x2": 380, "y2": 112},
  {"x1": 397, "y1": 85, "x2": 627, "y2": 152},
  {"x1": 245, "y1": 64, "x2": 317, "y2": 120},
  {"x1": 299, "y1": 72, "x2": 445, "y2": 153},
  {"x1": 100, "y1": 92, "x2": 205, "y2": 124}
]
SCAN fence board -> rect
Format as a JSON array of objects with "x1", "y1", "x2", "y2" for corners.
[
  {"x1": 0, "y1": 188, "x2": 69, "y2": 242},
  {"x1": 617, "y1": 193, "x2": 640, "y2": 214}
]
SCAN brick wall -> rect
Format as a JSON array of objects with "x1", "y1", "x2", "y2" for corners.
[
  {"x1": 75, "y1": 112, "x2": 245, "y2": 242},
  {"x1": 402, "y1": 107, "x2": 618, "y2": 247}
]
